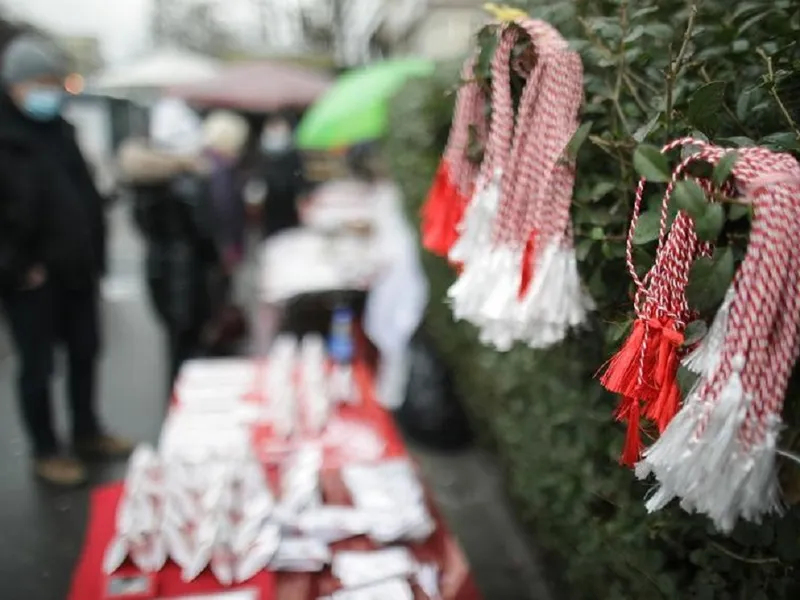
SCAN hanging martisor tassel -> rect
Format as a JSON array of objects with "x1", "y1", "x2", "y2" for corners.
[
  {"x1": 447, "y1": 25, "x2": 519, "y2": 342},
  {"x1": 447, "y1": 18, "x2": 593, "y2": 351},
  {"x1": 599, "y1": 139, "x2": 716, "y2": 465},
  {"x1": 636, "y1": 142, "x2": 800, "y2": 533},
  {"x1": 421, "y1": 57, "x2": 486, "y2": 258}
]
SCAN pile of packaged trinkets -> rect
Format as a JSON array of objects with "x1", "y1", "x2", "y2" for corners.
[{"x1": 103, "y1": 335, "x2": 439, "y2": 599}]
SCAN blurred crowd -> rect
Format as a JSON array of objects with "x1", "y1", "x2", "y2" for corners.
[{"x1": 0, "y1": 30, "x2": 308, "y2": 487}]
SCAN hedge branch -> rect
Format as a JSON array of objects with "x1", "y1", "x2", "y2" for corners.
[
  {"x1": 757, "y1": 47, "x2": 800, "y2": 139},
  {"x1": 710, "y1": 541, "x2": 781, "y2": 565},
  {"x1": 665, "y1": 1, "x2": 699, "y2": 133}
]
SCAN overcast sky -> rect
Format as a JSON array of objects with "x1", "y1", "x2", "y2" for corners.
[
  {"x1": 4, "y1": 0, "x2": 308, "y2": 64},
  {"x1": 6, "y1": 0, "x2": 152, "y2": 61}
]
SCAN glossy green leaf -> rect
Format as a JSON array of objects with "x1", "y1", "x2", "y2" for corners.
[
  {"x1": 713, "y1": 151, "x2": 739, "y2": 186},
  {"x1": 684, "y1": 320, "x2": 709, "y2": 346},
  {"x1": 633, "y1": 112, "x2": 661, "y2": 143},
  {"x1": 632, "y1": 209, "x2": 662, "y2": 245},
  {"x1": 607, "y1": 320, "x2": 632, "y2": 344},
  {"x1": 695, "y1": 203, "x2": 725, "y2": 241},
  {"x1": 589, "y1": 181, "x2": 617, "y2": 202},
  {"x1": 687, "y1": 81, "x2": 727, "y2": 132},
  {"x1": 736, "y1": 89, "x2": 753, "y2": 122},
  {"x1": 729, "y1": 203, "x2": 751, "y2": 221},
  {"x1": 677, "y1": 365, "x2": 700, "y2": 399},
  {"x1": 673, "y1": 180, "x2": 708, "y2": 218},
  {"x1": 633, "y1": 144, "x2": 671, "y2": 182},
  {"x1": 575, "y1": 238, "x2": 593, "y2": 261},
  {"x1": 643, "y1": 23, "x2": 674, "y2": 39},
  {"x1": 687, "y1": 247, "x2": 735, "y2": 312},
  {"x1": 565, "y1": 122, "x2": 593, "y2": 161}
]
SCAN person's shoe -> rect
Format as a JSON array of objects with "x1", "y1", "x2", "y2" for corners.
[
  {"x1": 34, "y1": 456, "x2": 88, "y2": 487},
  {"x1": 74, "y1": 434, "x2": 135, "y2": 461}
]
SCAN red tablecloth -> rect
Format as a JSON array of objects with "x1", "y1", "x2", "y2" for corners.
[
  {"x1": 68, "y1": 362, "x2": 482, "y2": 600},
  {"x1": 69, "y1": 483, "x2": 276, "y2": 599}
]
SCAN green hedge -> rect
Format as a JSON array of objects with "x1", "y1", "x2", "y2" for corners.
[{"x1": 386, "y1": 1, "x2": 800, "y2": 598}]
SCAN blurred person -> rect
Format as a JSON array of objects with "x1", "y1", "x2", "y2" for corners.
[
  {"x1": 199, "y1": 111, "x2": 250, "y2": 355},
  {"x1": 201, "y1": 110, "x2": 250, "y2": 271},
  {"x1": 118, "y1": 105, "x2": 249, "y2": 390},
  {"x1": 0, "y1": 33, "x2": 132, "y2": 487},
  {"x1": 246, "y1": 116, "x2": 304, "y2": 239}
]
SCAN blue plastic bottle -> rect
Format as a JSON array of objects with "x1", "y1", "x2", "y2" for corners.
[{"x1": 328, "y1": 303, "x2": 355, "y2": 365}]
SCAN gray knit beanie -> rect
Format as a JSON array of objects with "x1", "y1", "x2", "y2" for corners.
[{"x1": 1, "y1": 34, "x2": 69, "y2": 86}]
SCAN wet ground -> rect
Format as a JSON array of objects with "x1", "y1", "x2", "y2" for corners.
[{"x1": 0, "y1": 203, "x2": 551, "y2": 599}]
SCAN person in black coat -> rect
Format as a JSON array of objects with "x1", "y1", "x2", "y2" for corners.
[
  {"x1": 0, "y1": 34, "x2": 132, "y2": 487},
  {"x1": 117, "y1": 139, "x2": 220, "y2": 391},
  {"x1": 119, "y1": 109, "x2": 250, "y2": 393},
  {"x1": 247, "y1": 116, "x2": 304, "y2": 239}
]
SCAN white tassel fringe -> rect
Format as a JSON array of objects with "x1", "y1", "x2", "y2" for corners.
[
  {"x1": 516, "y1": 242, "x2": 594, "y2": 349},
  {"x1": 636, "y1": 354, "x2": 781, "y2": 533},
  {"x1": 447, "y1": 183, "x2": 594, "y2": 352},
  {"x1": 682, "y1": 286, "x2": 736, "y2": 376}
]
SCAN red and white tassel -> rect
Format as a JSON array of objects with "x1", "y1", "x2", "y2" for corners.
[
  {"x1": 636, "y1": 144, "x2": 800, "y2": 532},
  {"x1": 449, "y1": 19, "x2": 591, "y2": 351}
]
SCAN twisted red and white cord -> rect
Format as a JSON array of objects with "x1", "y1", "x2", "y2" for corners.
[
  {"x1": 448, "y1": 19, "x2": 592, "y2": 351},
  {"x1": 421, "y1": 54, "x2": 487, "y2": 256},
  {"x1": 636, "y1": 142, "x2": 800, "y2": 533}
]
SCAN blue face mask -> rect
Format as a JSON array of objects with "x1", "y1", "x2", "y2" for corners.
[{"x1": 22, "y1": 88, "x2": 65, "y2": 121}]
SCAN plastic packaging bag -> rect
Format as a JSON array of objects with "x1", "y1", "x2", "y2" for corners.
[{"x1": 332, "y1": 548, "x2": 416, "y2": 588}]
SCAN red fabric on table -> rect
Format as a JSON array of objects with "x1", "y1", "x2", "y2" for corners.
[
  {"x1": 68, "y1": 484, "x2": 277, "y2": 600},
  {"x1": 69, "y1": 479, "x2": 481, "y2": 600},
  {"x1": 71, "y1": 357, "x2": 481, "y2": 600},
  {"x1": 277, "y1": 468, "x2": 483, "y2": 600}
]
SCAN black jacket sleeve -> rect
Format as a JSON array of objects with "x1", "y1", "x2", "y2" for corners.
[
  {"x1": 0, "y1": 144, "x2": 42, "y2": 290},
  {"x1": 62, "y1": 127, "x2": 108, "y2": 276}
]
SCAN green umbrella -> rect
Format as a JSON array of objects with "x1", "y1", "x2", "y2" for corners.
[{"x1": 295, "y1": 58, "x2": 436, "y2": 150}]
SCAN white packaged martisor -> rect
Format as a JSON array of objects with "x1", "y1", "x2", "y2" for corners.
[
  {"x1": 415, "y1": 562, "x2": 442, "y2": 600},
  {"x1": 341, "y1": 460, "x2": 435, "y2": 544},
  {"x1": 328, "y1": 578, "x2": 414, "y2": 600},
  {"x1": 235, "y1": 523, "x2": 281, "y2": 582},
  {"x1": 332, "y1": 547, "x2": 417, "y2": 588},
  {"x1": 292, "y1": 506, "x2": 372, "y2": 544},
  {"x1": 270, "y1": 536, "x2": 331, "y2": 573},
  {"x1": 276, "y1": 445, "x2": 323, "y2": 520}
]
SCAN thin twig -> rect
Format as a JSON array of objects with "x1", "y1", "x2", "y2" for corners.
[
  {"x1": 623, "y1": 74, "x2": 651, "y2": 114},
  {"x1": 664, "y1": 1, "x2": 699, "y2": 133},
  {"x1": 756, "y1": 47, "x2": 800, "y2": 138},
  {"x1": 777, "y1": 448, "x2": 800, "y2": 466},
  {"x1": 710, "y1": 541, "x2": 780, "y2": 565},
  {"x1": 628, "y1": 71, "x2": 660, "y2": 95},
  {"x1": 613, "y1": 1, "x2": 632, "y2": 133}
]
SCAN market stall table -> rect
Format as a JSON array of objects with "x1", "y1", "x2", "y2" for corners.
[{"x1": 68, "y1": 360, "x2": 481, "y2": 600}]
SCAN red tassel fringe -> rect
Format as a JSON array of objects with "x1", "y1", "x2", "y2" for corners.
[
  {"x1": 600, "y1": 317, "x2": 685, "y2": 466},
  {"x1": 421, "y1": 162, "x2": 466, "y2": 257},
  {"x1": 518, "y1": 232, "x2": 537, "y2": 299},
  {"x1": 619, "y1": 398, "x2": 642, "y2": 467},
  {"x1": 642, "y1": 324, "x2": 684, "y2": 433}
]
